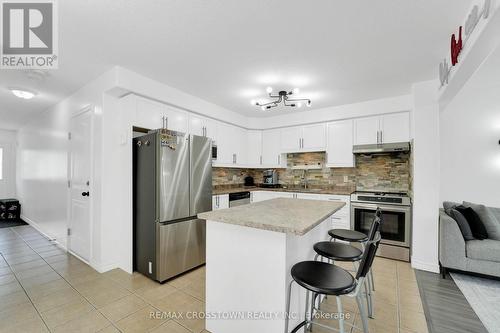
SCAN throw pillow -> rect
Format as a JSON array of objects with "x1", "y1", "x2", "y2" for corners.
[
  {"x1": 443, "y1": 201, "x2": 460, "y2": 216},
  {"x1": 463, "y1": 202, "x2": 500, "y2": 241},
  {"x1": 456, "y1": 205, "x2": 488, "y2": 240},
  {"x1": 449, "y1": 209, "x2": 475, "y2": 240}
]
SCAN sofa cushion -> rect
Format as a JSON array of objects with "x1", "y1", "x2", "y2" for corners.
[
  {"x1": 463, "y1": 202, "x2": 500, "y2": 241},
  {"x1": 450, "y1": 209, "x2": 475, "y2": 240},
  {"x1": 466, "y1": 239, "x2": 500, "y2": 262},
  {"x1": 456, "y1": 206, "x2": 488, "y2": 240},
  {"x1": 443, "y1": 201, "x2": 460, "y2": 215}
]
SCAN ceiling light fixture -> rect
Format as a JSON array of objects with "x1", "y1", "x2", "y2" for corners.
[
  {"x1": 253, "y1": 87, "x2": 311, "y2": 110},
  {"x1": 10, "y1": 88, "x2": 37, "y2": 100}
]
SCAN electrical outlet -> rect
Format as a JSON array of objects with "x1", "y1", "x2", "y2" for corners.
[{"x1": 343, "y1": 175, "x2": 349, "y2": 182}]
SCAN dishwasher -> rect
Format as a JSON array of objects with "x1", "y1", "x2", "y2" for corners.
[{"x1": 229, "y1": 191, "x2": 251, "y2": 207}]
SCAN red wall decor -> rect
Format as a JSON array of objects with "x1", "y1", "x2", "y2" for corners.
[{"x1": 451, "y1": 26, "x2": 463, "y2": 66}]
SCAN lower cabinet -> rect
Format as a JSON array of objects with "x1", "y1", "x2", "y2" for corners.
[
  {"x1": 250, "y1": 191, "x2": 351, "y2": 230},
  {"x1": 321, "y1": 195, "x2": 351, "y2": 230},
  {"x1": 212, "y1": 194, "x2": 229, "y2": 210}
]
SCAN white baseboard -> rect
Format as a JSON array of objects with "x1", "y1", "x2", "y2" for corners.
[
  {"x1": 93, "y1": 261, "x2": 119, "y2": 273},
  {"x1": 20, "y1": 214, "x2": 68, "y2": 251},
  {"x1": 411, "y1": 257, "x2": 440, "y2": 273},
  {"x1": 20, "y1": 215, "x2": 121, "y2": 274}
]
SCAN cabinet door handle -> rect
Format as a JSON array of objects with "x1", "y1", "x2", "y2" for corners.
[
  {"x1": 299, "y1": 138, "x2": 301, "y2": 148},
  {"x1": 380, "y1": 130, "x2": 383, "y2": 143},
  {"x1": 278, "y1": 155, "x2": 280, "y2": 165},
  {"x1": 260, "y1": 155, "x2": 262, "y2": 165}
]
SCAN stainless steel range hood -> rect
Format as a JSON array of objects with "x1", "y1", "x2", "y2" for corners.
[{"x1": 352, "y1": 142, "x2": 410, "y2": 154}]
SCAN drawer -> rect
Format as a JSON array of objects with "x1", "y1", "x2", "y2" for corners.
[
  {"x1": 332, "y1": 205, "x2": 349, "y2": 217},
  {"x1": 321, "y1": 195, "x2": 350, "y2": 203},
  {"x1": 331, "y1": 216, "x2": 350, "y2": 229}
]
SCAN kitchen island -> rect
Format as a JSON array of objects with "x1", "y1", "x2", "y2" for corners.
[{"x1": 198, "y1": 198, "x2": 345, "y2": 333}]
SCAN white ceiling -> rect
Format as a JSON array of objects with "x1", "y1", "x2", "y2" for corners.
[{"x1": 0, "y1": 0, "x2": 473, "y2": 130}]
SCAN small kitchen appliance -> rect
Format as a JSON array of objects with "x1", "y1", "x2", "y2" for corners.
[
  {"x1": 244, "y1": 176, "x2": 254, "y2": 187},
  {"x1": 262, "y1": 169, "x2": 279, "y2": 188}
]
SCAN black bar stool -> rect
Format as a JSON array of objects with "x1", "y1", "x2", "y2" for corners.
[
  {"x1": 312, "y1": 209, "x2": 382, "y2": 318},
  {"x1": 328, "y1": 214, "x2": 381, "y2": 294},
  {"x1": 284, "y1": 232, "x2": 381, "y2": 333}
]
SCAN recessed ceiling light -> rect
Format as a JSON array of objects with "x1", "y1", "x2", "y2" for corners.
[{"x1": 10, "y1": 88, "x2": 37, "y2": 100}]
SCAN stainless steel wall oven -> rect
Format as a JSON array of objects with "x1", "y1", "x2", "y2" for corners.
[{"x1": 351, "y1": 192, "x2": 411, "y2": 261}]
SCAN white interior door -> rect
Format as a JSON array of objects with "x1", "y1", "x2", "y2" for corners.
[{"x1": 69, "y1": 110, "x2": 92, "y2": 261}]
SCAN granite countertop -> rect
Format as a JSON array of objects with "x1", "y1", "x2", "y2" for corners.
[
  {"x1": 212, "y1": 186, "x2": 355, "y2": 196},
  {"x1": 198, "y1": 198, "x2": 345, "y2": 235}
]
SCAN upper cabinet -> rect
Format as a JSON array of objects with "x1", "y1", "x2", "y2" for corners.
[
  {"x1": 280, "y1": 123, "x2": 326, "y2": 153},
  {"x1": 188, "y1": 115, "x2": 216, "y2": 140},
  {"x1": 163, "y1": 105, "x2": 189, "y2": 133},
  {"x1": 246, "y1": 130, "x2": 263, "y2": 167},
  {"x1": 280, "y1": 127, "x2": 301, "y2": 152},
  {"x1": 353, "y1": 116, "x2": 379, "y2": 145},
  {"x1": 262, "y1": 129, "x2": 286, "y2": 168},
  {"x1": 379, "y1": 112, "x2": 410, "y2": 144},
  {"x1": 302, "y1": 124, "x2": 327, "y2": 151},
  {"x1": 135, "y1": 97, "x2": 188, "y2": 133},
  {"x1": 213, "y1": 122, "x2": 246, "y2": 167},
  {"x1": 354, "y1": 112, "x2": 410, "y2": 145},
  {"x1": 326, "y1": 119, "x2": 355, "y2": 168}
]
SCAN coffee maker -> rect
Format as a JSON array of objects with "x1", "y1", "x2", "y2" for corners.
[{"x1": 262, "y1": 170, "x2": 279, "y2": 188}]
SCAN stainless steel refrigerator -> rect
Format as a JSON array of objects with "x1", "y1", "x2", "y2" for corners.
[{"x1": 133, "y1": 130, "x2": 212, "y2": 282}]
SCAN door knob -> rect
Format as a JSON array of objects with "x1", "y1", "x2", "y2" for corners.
[{"x1": 82, "y1": 191, "x2": 90, "y2": 197}]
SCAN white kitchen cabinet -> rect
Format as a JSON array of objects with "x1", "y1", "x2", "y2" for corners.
[
  {"x1": 262, "y1": 129, "x2": 285, "y2": 168},
  {"x1": 212, "y1": 194, "x2": 229, "y2": 210},
  {"x1": 215, "y1": 122, "x2": 235, "y2": 165},
  {"x1": 163, "y1": 105, "x2": 188, "y2": 133},
  {"x1": 321, "y1": 194, "x2": 351, "y2": 230},
  {"x1": 234, "y1": 127, "x2": 247, "y2": 166},
  {"x1": 354, "y1": 112, "x2": 410, "y2": 145},
  {"x1": 134, "y1": 97, "x2": 166, "y2": 130},
  {"x1": 380, "y1": 112, "x2": 410, "y2": 143},
  {"x1": 295, "y1": 193, "x2": 321, "y2": 200},
  {"x1": 326, "y1": 120, "x2": 355, "y2": 167},
  {"x1": 189, "y1": 115, "x2": 217, "y2": 140},
  {"x1": 280, "y1": 127, "x2": 301, "y2": 152},
  {"x1": 252, "y1": 191, "x2": 294, "y2": 202},
  {"x1": 213, "y1": 123, "x2": 246, "y2": 166},
  {"x1": 280, "y1": 124, "x2": 326, "y2": 153},
  {"x1": 301, "y1": 124, "x2": 326, "y2": 151},
  {"x1": 246, "y1": 130, "x2": 263, "y2": 167},
  {"x1": 134, "y1": 97, "x2": 188, "y2": 133},
  {"x1": 354, "y1": 116, "x2": 379, "y2": 145}
]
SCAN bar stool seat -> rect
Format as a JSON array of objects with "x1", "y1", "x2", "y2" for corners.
[
  {"x1": 314, "y1": 241, "x2": 363, "y2": 262},
  {"x1": 328, "y1": 229, "x2": 368, "y2": 242},
  {"x1": 291, "y1": 261, "x2": 356, "y2": 295}
]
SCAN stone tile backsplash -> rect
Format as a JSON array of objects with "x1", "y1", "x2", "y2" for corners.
[{"x1": 213, "y1": 151, "x2": 411, "y2": 193}]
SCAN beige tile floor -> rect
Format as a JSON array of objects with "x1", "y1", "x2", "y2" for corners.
[{"x1": 0, "y1": 225, "x2": 428, "y2": 333}]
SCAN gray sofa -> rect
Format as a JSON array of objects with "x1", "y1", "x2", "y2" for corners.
[{"x1": 439, "y1": 208, "x2": 500, "y2": 278}]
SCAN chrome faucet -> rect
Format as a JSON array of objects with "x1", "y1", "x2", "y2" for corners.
[{"x1": 302, "y1": 169, "x2": 309, "y2": 189}]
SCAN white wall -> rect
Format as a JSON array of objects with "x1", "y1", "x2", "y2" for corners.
[
  {"x1": 16, "y1": 68, "x2": 117, "y2": 270},
  {"x1": 0, "y1": 129, "x2": 17, "y2": 199},
  {"x1": 440, "y1": 45, "x2": 500, "y2": 207},
  {"x1": 411, "y1": 80, "x2": 441, "y2": 273}
]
